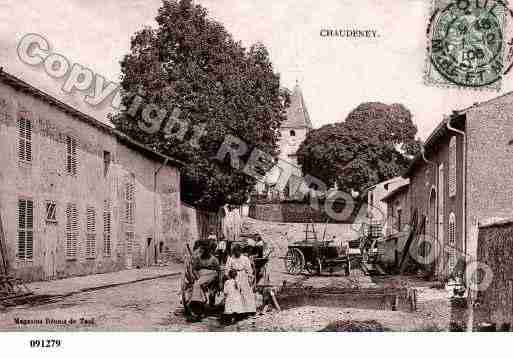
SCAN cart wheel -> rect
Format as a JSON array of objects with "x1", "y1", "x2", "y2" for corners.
[
  {"x1": 345, "y1": 259, "x2": 351, "y2": 276},
  {"x1": 306, "y1": 258, "x2": 322, "y2": 276},
  {"x1": 284, "y1": 248, "x2": 305, "y2": 275}
]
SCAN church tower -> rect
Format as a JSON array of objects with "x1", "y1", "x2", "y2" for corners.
[
  {"x1": 278, "y1": 82, "x2": 313, "y2": 166},
  {"x1": 254, "y1": 82, "x2": 313, "y2": 199}
]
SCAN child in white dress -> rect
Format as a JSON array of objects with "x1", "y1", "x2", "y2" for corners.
[{"x1": 223, "y1": 269, "x2": 243, "y2": 324}]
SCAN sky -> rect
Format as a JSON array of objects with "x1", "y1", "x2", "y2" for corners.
[{"x1": 2, "y1": 0, "x2": 513, "y2": 140}]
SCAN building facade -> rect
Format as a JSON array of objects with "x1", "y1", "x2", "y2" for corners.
[
  {"x1": 379, "y1": 183, "x2": 410, "y2": 269},
  {"x1": 0, "y1": 70, "x2": 185, "y2": 282},
  {"x1": 381, "y1": 183, "x2": 410, "y2": 236},
  {"x1": 366, "y1": 177, "x2": 410, "y2": 225},
  {"x1": 403, "y1": 91, "x2": 513, "y2": 281},
  {"x1": 404, "y1": 116, "x2": 465, "y2": 279}
]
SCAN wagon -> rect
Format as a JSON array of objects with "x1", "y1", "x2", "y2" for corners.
[{"x1": 284, "y1": 239, "x2": 354, "y2": 276}]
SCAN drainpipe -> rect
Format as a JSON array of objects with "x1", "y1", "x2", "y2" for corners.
[
  {"x1": 446, "y1": 116, "x2": 466, "y2": 261},
  {"x1": 421, "y1": 146, "x2": 438, "y2": 272},
  {"x1": 153, "y1": 158, "x2": 169, "y2": 263},
  {"x1": 447, "y1": 115, "x2": 471, "y2": 331}
]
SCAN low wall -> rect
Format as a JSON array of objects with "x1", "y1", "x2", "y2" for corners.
[
  {"x1": 242, "y1": 218, "x2": 359, "y2": 257},
  {"x1": 249, "y1": 202, "x2": 365, "y2": 224},
  {"x1": 475, "y1": 220, "x2": 513, "y2": 328},
  {"x1": 277, "y1": 286, "x2": 417, "y2": 312}
]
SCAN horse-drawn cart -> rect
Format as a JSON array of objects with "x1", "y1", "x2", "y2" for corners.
[
  {"x1": 283, "y1": 223, "x2": 358, "y2": 276},
  {"x1": 284, "y1": 239, "x2": 352, "y2": 276},
  {"x1": 283, "y1": 220, "x2": 389, "y2": 277}
]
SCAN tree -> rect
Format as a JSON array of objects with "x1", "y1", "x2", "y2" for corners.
[
  {"x1": 296, "y1": 102, "x2": 421, "y2": 195},
  {"x1": 111, "y1": 0, "x2": 286, "y2": 209}
]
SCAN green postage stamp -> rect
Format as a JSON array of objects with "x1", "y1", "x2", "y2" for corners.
[{"x1": 426, "y1": 0, "x2": 513, "y2": 90}]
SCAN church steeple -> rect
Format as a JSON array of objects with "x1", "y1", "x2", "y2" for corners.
[{"x1": 282, "y1": 83, "x2": 312, "y2": 129}]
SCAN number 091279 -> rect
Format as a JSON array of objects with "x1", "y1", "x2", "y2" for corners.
[{"x1": 29, "y1": 339, "x2": 61, "y2": 348}]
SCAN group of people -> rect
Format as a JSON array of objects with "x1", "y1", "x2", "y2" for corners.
[{"x1": 181, "y1": 232, "x2": 257, "y2": 324}]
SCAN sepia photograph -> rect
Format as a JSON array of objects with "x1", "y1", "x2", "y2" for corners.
[{"x1": 1, "y1": 1, "x2": 513, "y2": 353}]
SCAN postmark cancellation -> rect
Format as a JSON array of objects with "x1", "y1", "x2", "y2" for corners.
[{"x1": 426, "y1": 0, "x2": 513, "y2": 90}]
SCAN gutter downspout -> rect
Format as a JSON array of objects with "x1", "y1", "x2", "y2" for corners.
[
  {"x1": 421, "y1": 147, "x2": 438, "y2": 273},
  {"x1": 153, "y1": 158, "x2": 169, "y2": 264},
  {"x1": 447, "y1": 116, "x2": 472, "y2": 331},
  {"x1": 446, "y1": 117, "x2": 466, "y2": 261}
]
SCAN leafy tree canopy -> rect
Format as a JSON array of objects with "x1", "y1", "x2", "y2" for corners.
[
  {"x1": 111, "y1": 0, "x2": 287, "y2": 209},
  {"x1": 297, "y1": 102, "x2": 421, "y2": 195}
]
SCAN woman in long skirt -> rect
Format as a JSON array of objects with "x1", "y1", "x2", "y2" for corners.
[{"x1": 225, "y1": 245, "x2": 256, "y2": 315}]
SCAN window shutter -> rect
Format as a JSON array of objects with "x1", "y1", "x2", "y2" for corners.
[
  {"x1": 125, "y1": 176, "x2": 135, "y2": 224},
  {"x1": 26, "y1": 200, "x2": 33, "y2": 260},
  {"x1": 449, "y1": 136, "x2": 457, "y2": 197},
  {"x1": 126, "y1": 231, "x2": 134, "y2": 254},
  {"x1": 448, "y1": 212, "x2": 456, "y2": 272},
  {"x1": 86, "y1": 206, "x2": 96, "y2": 258},
  {"x1": 17, "y1": 199, "x2": 26, "y2": 260},
  {"x1": 103, "y1": 200, "x2": 111, "y2": 256},
  {"x1": 17, "y1": 117, "x2": 32, "y2": 162},
  {"x1": 17, "y1": 199, "x2": 34, "y2": 261},
  {"x1": 72, "y1": 137, "x2": 77, "y2": 175},
  {"x1": 66, "y1": 203, "x2": 78, "y2": 258},
  {"x1": 66, "y1": 136, "x2": 78, "y2": 175},
  {"x1": 25, "y1": 120, "x2": 32, "y2": 162}
]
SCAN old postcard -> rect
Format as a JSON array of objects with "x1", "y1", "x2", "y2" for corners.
[{"x1": 2, "y1": 1, "x2": 513, "y2": 350}]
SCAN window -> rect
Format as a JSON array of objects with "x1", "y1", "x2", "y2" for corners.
[
  {"x1": 125, "y1": 175, "x2": 135, "y2": 224},
  {"x1": 66, "y1": 135, "x2": 78, "y2": 175},
  {"x1": 85, "y1": 206, "x2": 96, "y2": 259},
  {"x1": 397, "y1": 208, "x2": 402, "y2": 232},
  {"x1": 17, "y1": 199, "x2": 33, "y2": 261},
  {"x1": 126, "y1": 231, "x2": 134, "y2": 255},
  {"x1": 103, "y1": 200, "x2": 111, "y2": 257},
  {"x1": 103, "y1": 151, "x2": 111, "y2": 178},
  {"x1": 448, "y1": 212, "x2": 457, "y2": 272},
  {"x1": 65, "y1": 203, "x2": 78, "y2": 259},
  {"x1": 449, "y1": 136, "x2": 457, "y2": 197},
  {"x1": 290, "y1": 130, "x2": 296, "y2": 137},
  {"x1": 45, "y1": 201, "x2": 57, "y2": 223},
  {"x1": 18, "y1": 116, "x2": 32, "y2": 162}
]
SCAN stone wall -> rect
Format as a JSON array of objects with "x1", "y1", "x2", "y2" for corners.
[
  {"x1": 475, "y1": 220, "x2": 513, "y2": 328},
  {"x1": 242, "y1": 218, "x2": 359, "y2": 257},
  {"x1": 248, "y1": 201, "x2": 365, "y2": 224},
  {"x1": 466, "y1": 92, "x2": 513, "y2": 263}
]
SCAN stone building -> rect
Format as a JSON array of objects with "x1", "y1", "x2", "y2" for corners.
[
  {"x1": 379, "y1": 182, "x2": 410, "y2": 269},
  {"x1": 402, "y1": 91, "x2": 513, "y2": 281},
  {"x1": 0, "y1": 69, "x2": 186, "y2": 282},
  {"x1": 366, "y1": 176, "x2": 409, "y2": 226},
  {"x1": 255, "y1": 82, "x2": 313, "y2": 199}
]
